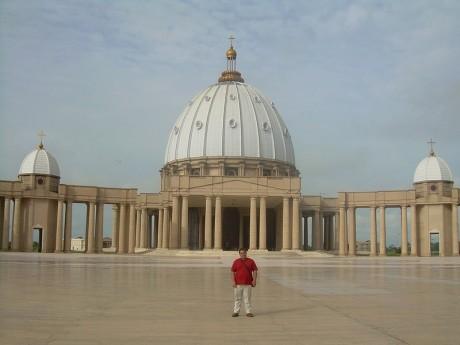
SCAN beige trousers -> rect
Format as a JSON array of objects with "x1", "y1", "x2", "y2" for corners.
[{"x1": 233, "y1": 285, "x2": 252, "y2": 314}]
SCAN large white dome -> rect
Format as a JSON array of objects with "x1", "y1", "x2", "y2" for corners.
[
  {"x1": 413, "y1": 153, "x2": 453, "y2": 183},
  {"x1": 19, "y1": 145, "x2": 60, "y2": 177},
  {"x1": 164, "y1": 81, "x2": 295, "y2": 165}
]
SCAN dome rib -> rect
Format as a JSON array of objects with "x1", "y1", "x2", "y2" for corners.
[
  {"x1": 187, "y1": 87, "x2": 209, "y2": 158},
  {"x1": 203, "y1": 85, "x2": 221, "y2": 156},
  {"x1": 260, "y1": 91, "x2": 287, "y2": 162},
  {"x1": 235, "y1": 84, "x2": 244, "y2": 156},
  {"x1": 241, "y1": 84, "x2": 261, "y2": 157},
  {"x1": 221, "y1": 84, "x2": 230, "y2": 156},
  {"x1": 248, "y1": 84, "x2": 275, "y2": 159},
  {"x1": 272, "y1": 105, "x2": 294, "y2": 164}
]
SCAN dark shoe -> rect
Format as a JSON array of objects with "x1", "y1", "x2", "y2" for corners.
[
  {"x1": 232, "y1": 313, "x2": 239, "y2": 317},
  {"x1": 246, "y1": 313, "x2": 254, "y2": 317}
]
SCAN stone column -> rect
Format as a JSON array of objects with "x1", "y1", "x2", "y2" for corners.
[
  {"x1": 181, "y1": 196, "x2": 189, "y2": 249},
  {"x1": 379, "y1": 206, "x2": 386, "y2": 256},
  {"x1": 249, "y1": 197, "x2": 257, "y2": 250},
  {"x1": 12, "y1": 198, "x2": 22, "y2": 251},
  {"x1": 292, "y1": 198, "x2": 300, "y2": 250},
  {"x1": 140, "y1": 208, "x2": 147, "y2": 248},
  {"x1": 2, "y1": 198, "x2": 11, "y2": 251},
  {"x1": 324, "y1": 216, "x2": 330, "y2": 250},
  {"x1": 95, "y1": 203, "x2": 104, "y2": 253},
  {"x1": 147, "y1": 213, "x2": 152, "y2": 248},
  {"x1": 282, "y1": 197, "x2": 290, "y2": 250},
  {"x1": 86, "y1": 202, "x2": 96, "y2": 253},
  {"x1": 239, "y1": 212, "x2": 244, "y2": 248},
  {"x1": 214, "y1": 197, "x2": 222, "y2": 250},
  {"x1": 55, "y1": 200, "x2": 64, "y2": 252},
  {"x1": 410, "y1": 204, "x2": 417, "y2": 256},
  {"x1": 452, "y1": 204, "x2": 459, "y2": 256},
  {"x1": 0, "y1": 199, "x2": 3, "y2": 250},
  {"x1": 440, "y1": 224, "x2": 446, "y2": 256},
  {"x1": 204, "y1": 197, "x2": 212, "y2": 249},
  {"x1": 259, "y1": 197, "x2": 267, "y2": 250},
  {"x1": 313, "y1": 209, "x2": 321, "y2": 250},
  {"x1": 157, "y1": 208, "x2": 163, "y2": 249},
  {"x1": 162, "y1": 207, "x2": 169, "y2": 248},
  {"x1": 128, "y1": 205, "x2": 136, "y2": 254},
  {"x1": 339, "y1": 207, "x2": 346, "y2": 255},
  {"x1": 170, "y1": 196, "x2": 180, "y2": 249},
  {"x1": 370, "y1": 207, "x2": 377, "y2": 256},
  {"x1": 135, "y1": 209, "x2": 141, "y2": 248},
  {"x1": 111, "y1": 205, "x2": 119, "y2": 250},
  {"x1": 302, "y1": 216, "x2": 308, "y2": 250},
  {"x1": 64, "y1": 200, "x2": 72, "y2": 252},
  {"x1": 401, "y1": 206, "x2": 408, "y2": 256},
  {"x1": 118, "y1": 204, "x2": 127, "y2": 254},
  {"x1": 334, "y1": 213, "x2": 339, "y2": 250},
  {"x1": 348, "y1": 207, "x2": 356, "y2": 256}
]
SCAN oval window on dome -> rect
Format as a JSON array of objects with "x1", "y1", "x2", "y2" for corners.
[
  {"x1": 229, "y1": 94, "x2": 236, "y2": 101},
  {"x1": 195, "y1": 120, "x2": 203, "y2": 130},
  {"x1": 174, "y1": 126, "x2": 179, "y2": 134},
  {"x1": 283, "y1": 128, "x2": 288, "y2": 136},
  {"x1": 229, "y1": 119, "x2": 237, "y2": 128},
  {"x1": 263, "y1": 122, "x2": 270, "y2": 131},
  {"x1": 205, "y1": 96, "x2": 211, "y2": 102},
  {"x1": 254, "y1": 96, "x2": 261, "y2": 103}
]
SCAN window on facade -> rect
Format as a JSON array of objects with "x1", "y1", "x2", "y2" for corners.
[
  {"x1": 262, "y1": 169, "x2": 271, "y2": 176},
  {"x1": 191, "y1": 168, "x2": 201, "y2": 176},
  {"x1": 225, "y1": 168, "x2": 238, "y2": 176}
]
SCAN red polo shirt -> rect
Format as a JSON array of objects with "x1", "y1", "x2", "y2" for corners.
[{"x1": 231, "y1": 258, "x2": 258, "y2": 285}]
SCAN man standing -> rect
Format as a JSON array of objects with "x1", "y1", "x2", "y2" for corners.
[{"x1": 231, "y1": 248, "x2": 258, "y2": 317}]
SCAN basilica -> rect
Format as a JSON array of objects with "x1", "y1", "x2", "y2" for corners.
[{"x1": 0, "y1": 43, "x2": 458, "y2": 256}]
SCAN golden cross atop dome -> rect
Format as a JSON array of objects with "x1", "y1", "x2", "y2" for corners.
[
  {"x1": 427, "y1": 138, "x2": 436, "y2": 156},
  {"x1": 219, "y1": 35, "x2": 244, "y2": 83},
  {"x1": 38, "y1": 130, "x2": 46, "y2": 149}
]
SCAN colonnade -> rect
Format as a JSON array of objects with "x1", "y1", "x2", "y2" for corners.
[
  {"x1": 0, "y1": 196, "x2": 457, "y2": 256},
  {"x1": 338, "y1": 204, "x2": 459, "y2": 256},
  {"x1": 110, "y1": 204, "x2": 156, "y2": 254},
  {"x1": 153, "y1": 195, "x2": 302, "y2": 251},
  {"x1": 339, "y1": 205, "x2": 407, "y2": 256},
  {"x1": 0, "y1": 197, "x2": 24, "y2": 251},
  {"x1": 301, "y1": 211, "x2": 338, "y2": 251}
]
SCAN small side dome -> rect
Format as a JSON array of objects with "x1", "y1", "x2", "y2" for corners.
[
  {"x1": 19, "y1": 144, "x2": 60, "y2": 177},
  {"x1": 413, "y1": 152, "x2": 453, "y2": 183}
]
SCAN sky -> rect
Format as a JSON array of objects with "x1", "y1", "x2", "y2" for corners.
[{"x1": 1, "y1": 0, "x2": 459, "y2": 245}]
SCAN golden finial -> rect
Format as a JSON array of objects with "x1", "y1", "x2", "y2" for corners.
[
  {"x1": 226, "y1": 34, "x2": 237, "y2": 59},
  {"x1": 218, "y1": 35, "x2": 244, "y2": 83},
  {"x1": 37, "y1": 130, "x2": 46, "y2": 149}
]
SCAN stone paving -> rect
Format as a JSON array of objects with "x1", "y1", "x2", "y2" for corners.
[{"x1": 1, "y1": 252, "x2": 460, "y2": 345}]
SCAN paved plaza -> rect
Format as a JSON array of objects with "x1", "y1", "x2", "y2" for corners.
[{"x1": 1, "y1": 252, "x2": 459, "y2": 345}]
